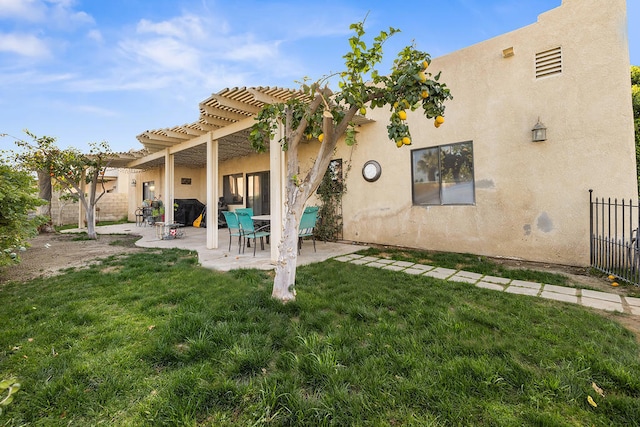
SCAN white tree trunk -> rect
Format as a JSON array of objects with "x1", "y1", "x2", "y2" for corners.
[{"x1": 271, "y1": 192, "x2": 305, "y2": 302}]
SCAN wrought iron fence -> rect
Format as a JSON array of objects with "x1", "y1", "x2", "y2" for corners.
[{"x1": 589, "y1": 190, "x2": 640, "y2": 286}]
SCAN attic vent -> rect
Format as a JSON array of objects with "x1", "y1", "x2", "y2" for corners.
[{"x1": 535, "y1": 47, "x2": 562, "y2": 79}]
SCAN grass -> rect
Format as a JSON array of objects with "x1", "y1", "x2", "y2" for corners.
[{"x1": 1, "y1": 248, "x2": 639, "y2": 426}]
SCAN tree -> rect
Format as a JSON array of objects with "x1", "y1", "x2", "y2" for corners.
[
  {"x1": 632, "y1": 66, "x2": 640, "y2": 194},
  {"x1": 0, "y1": 158, "x2": 46, "y2": 266},
  {"x1": 249, "y1": 21, "x2": 452, "y2": 302},
  {"x1": 8, "y1": 131, "x2": 113, "y2": 240}
]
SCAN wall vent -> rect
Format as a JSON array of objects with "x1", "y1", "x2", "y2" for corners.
[{"x1": 535, "y1": 47, "x2": 562, "y2": 79}]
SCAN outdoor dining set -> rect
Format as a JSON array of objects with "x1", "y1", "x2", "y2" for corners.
[{"x1": 223, "y1": 206, "x2": 319, "y2": 256}]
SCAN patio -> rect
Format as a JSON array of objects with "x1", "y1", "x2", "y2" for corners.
[{"x1": 76, "y1": 222, "x2": 365, "y2": 272}]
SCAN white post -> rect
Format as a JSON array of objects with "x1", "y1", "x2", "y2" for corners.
[
  {"x1": 269, "y1": 122, "x2": 284, "y2": 262},
  {"x1": 206, "y1": 134, "x2": 219, "y2": 249},
  {"x1": 164, "y1": 150, "x2": 174, "y2": 223}
]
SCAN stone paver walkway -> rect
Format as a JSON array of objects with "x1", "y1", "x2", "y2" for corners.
[{"x1": 334, "y1": 254, "x2": 640, "y2": 317}]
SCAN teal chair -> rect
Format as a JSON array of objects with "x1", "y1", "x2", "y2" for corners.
[
  {"x1": 236, "y1": 211, "x2": 270, "y2": 256},
  {"x1": 222, "y1": 211, "x2": 243, "y2": 253},
  {"x1": 235, "y1": 207, "x2": 254, "y2": 217},
  {"x1": 298, "y1": 206, "x2": 319, "y2": 254}
]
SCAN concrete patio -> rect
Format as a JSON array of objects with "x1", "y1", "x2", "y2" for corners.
[{"x1": 77, "y1": 222, "x2": 365, "y2": 271}]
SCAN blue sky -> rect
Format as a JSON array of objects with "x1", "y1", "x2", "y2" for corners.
[{"x1": 1, "y1": 0, "x2": 638, "y2": 153}]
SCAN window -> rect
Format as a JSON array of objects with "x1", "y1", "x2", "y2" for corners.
[
  {"x1": 142, "y1": 181, "x2": 155, "y2": 202},
  {"x1": 411, "y1": 141, "x2": 475, "y2": 205},
  {"x1": 223, "y1": 173, "x2": 244, "y2": 204}
]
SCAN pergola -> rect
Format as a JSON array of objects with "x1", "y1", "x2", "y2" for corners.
[
  {"x1": 113, "y1": 86, "x2": 373, "y2": 262},
  {"x1": 118, "y1": 86, "x2": 308, "y2": 261}
]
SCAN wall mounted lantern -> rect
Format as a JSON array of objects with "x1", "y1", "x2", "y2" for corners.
[
  {"x1": 130, "y1": 179, "x2": 137, "y2": 187},
  {"x1": 531, "y1": 118, "x2": 547, "y2": 142}
]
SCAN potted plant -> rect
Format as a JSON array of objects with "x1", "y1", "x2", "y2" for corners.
[{"x1": 151, "y1": 200, "x2": 164, "y2": 222}]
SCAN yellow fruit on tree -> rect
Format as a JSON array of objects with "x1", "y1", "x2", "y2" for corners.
[
  {"x1": 423, "y1": 60, "x2": 429, "y2": 69},
  {"x1": 435, "y1": 115, "x2": 445, "y2": 124},
  {"x1": 396, "y1": 140, "x2": 403, "y2": 148},
  {"x1": 402, "y1": 136, "x2": 411, "y2": 145},
  {"x1": 434, "y1": 121, "x2": 441, "y2": 128},
  {"x1": 318, "y1": 133, "x2": 324, "y2": 142},
  {"x1": 393, "y1": 101, "x2": 399, "y2": 109},
  {"x1": 398, "y1": 110, "x2": 407, "y2": 120},
  {"x1": 360, "y1": 107, "x2": 366, "y2": 115},
  {"x1": 421, "y1": 90, "x2": 429, "y2": 99},
  {"x1": 418, "y1": 71, "x2": 427, "y2": 83}
]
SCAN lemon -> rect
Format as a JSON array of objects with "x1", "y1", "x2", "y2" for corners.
[
  {"x1": 402, "y1": 136, "x2": 411, "y2": 145},
  {"x1": 435, "y1": 115, "x2": 445, "y2": 124},
  {"x1": 318, "y1": 133, "x2": 324, "y2": 142},
  {"x1": 423, "y1": 60, "x2": 429, "y2": 69},
  {"x1": 396, "y1": 140, "x2": 403, "y2": 148},
  {"x1": 360, "y1": 107, "x2": 366, "y2": 115},
  {"x1": 421, "y1": 90, "x2": 429, "y2": 99},
  {"x1": 398, "y1": 110, "x2": 407, "y2": 120},
  {"x1": 611, "y1": 282, "x2": 619, "y2": 287},
  {"x1": 608, "y1": 275, "x2": 615, "y2": 280},
  {"x1": 418, "y1": 71, "x2": 427, "y2": 83},
  {"x1": 434, "y1": 121, "x2": 441, "y2": 128}
]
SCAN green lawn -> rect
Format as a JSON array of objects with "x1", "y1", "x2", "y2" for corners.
[{"x1": 1, "y1": 248, "x2": 639, "y2": 426}]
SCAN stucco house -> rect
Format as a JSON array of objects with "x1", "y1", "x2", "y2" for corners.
[{"x1": 112, "y1": 0, "x2": 637, "y2": 267}]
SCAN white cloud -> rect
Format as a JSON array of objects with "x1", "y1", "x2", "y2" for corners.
[
  {"x1": 136, "y1": 15, "x2": 208, "y2": 41},
  {"x1": 73, "y1": 104, "x2": 118, "y2": 117},
  {"x1": 222, "y1": 37, "x2": 281, "y2": 62},
  {"x1": 0, "y1": 33, "x2": 50, "y2": 57},
  {"x1": 87, "y1": 29, "x2": 103, "y2": 43},
  {"x1": 0, "y1": 0, "x2": 47, "y2": 20},
  {"x1": 0, "y1": 0, "x2": 93, "y2": 27},
  {"x1": 119, "y1": 37, "x2": 201, "y2": 71}
]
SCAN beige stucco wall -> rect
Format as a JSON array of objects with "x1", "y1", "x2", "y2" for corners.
[{"x1": 336, "y1": 0, "x2": 636, "y2": 266}]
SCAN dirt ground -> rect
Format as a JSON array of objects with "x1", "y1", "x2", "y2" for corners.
[
  {"x1": 1, "y1": 232, "x2": 639, "y2": 339},
  {"x1": 0, "y1": 232, "x2": 144, "y2": 285}
]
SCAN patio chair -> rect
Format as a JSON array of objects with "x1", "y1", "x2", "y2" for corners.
[
  {"x1": 236, "y1": 211, "x2": 270, "y2": 256},
  {"x1": 298, "y1": 206, "x2": 319, "y2": 254},
  {"x1": 235, "y1": 207, "x2": 254, "y2": 217},
  {"x1": 222, "y1": 211, "x2": 243, "y2": 253}
]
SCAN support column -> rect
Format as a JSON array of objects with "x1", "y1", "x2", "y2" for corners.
[
  {"x1": 269, "y1": 123, "x2": 284, "y2": 262},
  {"x1": 164, "y1": 150, "x2": 174, "y2": 223},
  {"x1": 206, "y1": 135, "x2": 219, "y2": 249}
]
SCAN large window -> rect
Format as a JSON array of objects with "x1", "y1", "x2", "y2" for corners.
[
  {"x1": 223, "y1": 173, "x2": 244, "y2": 205},
  {"x1": 411, "y1": 141, "x2": 475, "y2": 205}
]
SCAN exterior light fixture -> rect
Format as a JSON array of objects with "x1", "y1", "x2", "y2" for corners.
[
  {"x1": 130, "y1": 179, "x2": 137, "y2": 186},
  {"x1": 502, "y1": 47, "x2": 514, "y2": 58},
  {"x1": 531, "y1": 118, "x2": 547, "y2": 142}
]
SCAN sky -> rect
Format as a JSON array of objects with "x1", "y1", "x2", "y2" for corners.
[{"x1": 1, "y1": 0, "x2": 639, "y2": 154}]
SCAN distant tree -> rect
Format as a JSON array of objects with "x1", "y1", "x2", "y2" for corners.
[
  {"x1": 7, "y1": 131, "x2": 113, "y2": 240},
  {"x1": 249, "y1": 20, "x2": 452, "y2": 302},
  {"x1": 0, "y1": 158, "x2": 46, "y2": 266},
  {"x1": 632, "y1": 66, "x2": 640, "y2": 194}
]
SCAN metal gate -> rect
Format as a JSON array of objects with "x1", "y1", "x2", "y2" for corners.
[{"x1": 589, "y1": 190, "x2": 640, "y2": 286}]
